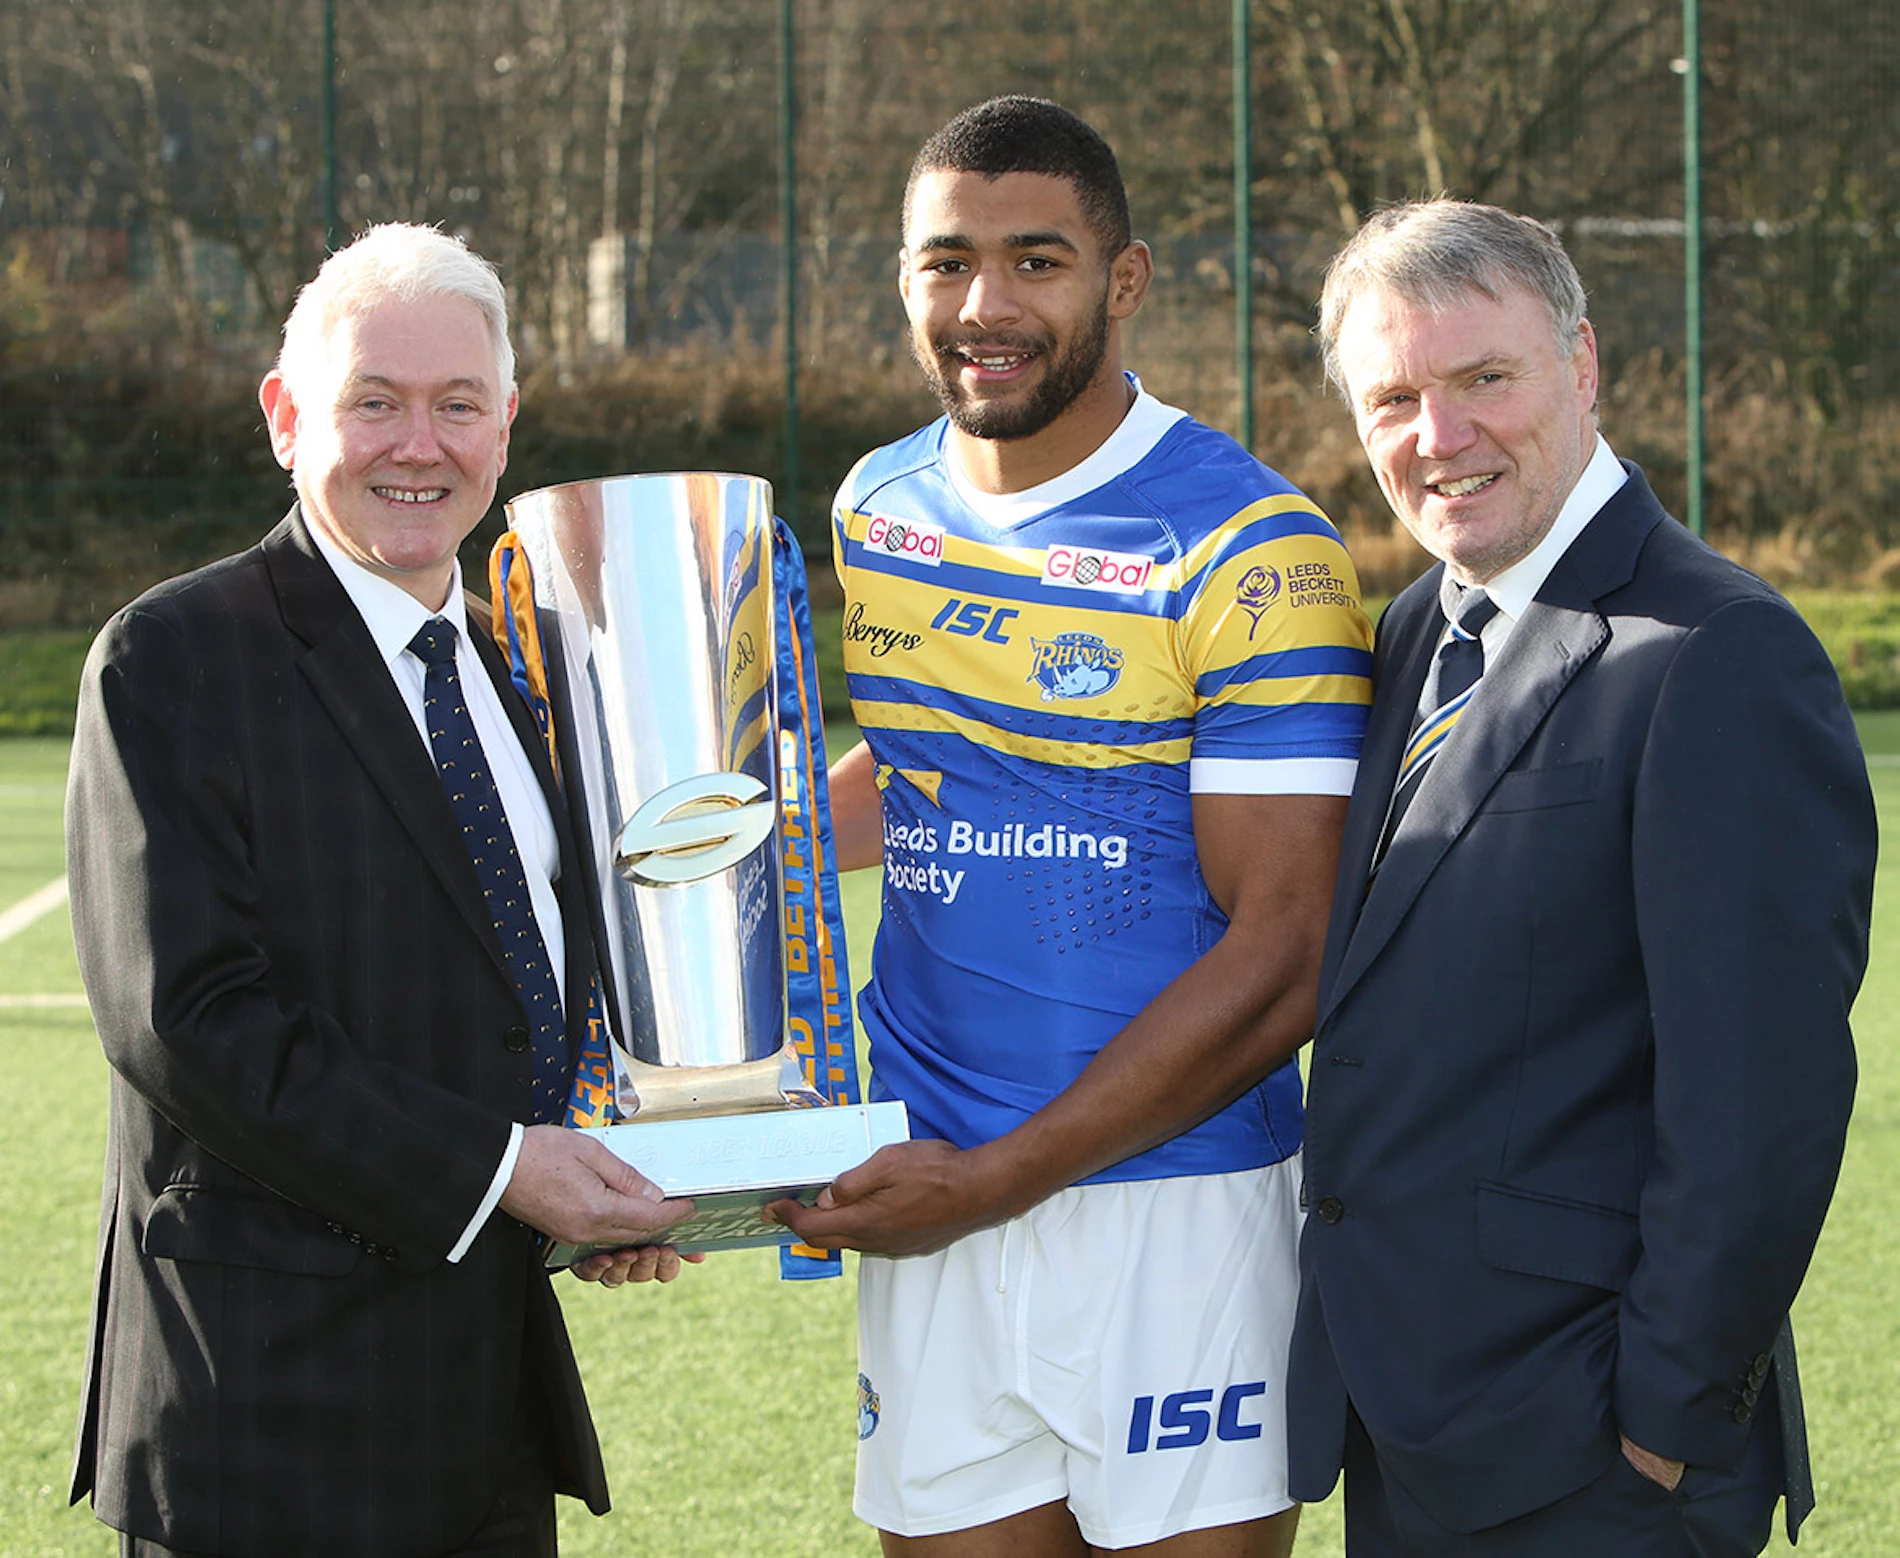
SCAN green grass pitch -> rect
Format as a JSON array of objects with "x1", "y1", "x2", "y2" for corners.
[{"x1": 2, "y1": 726, "x2": 1896, "y2": 1555}]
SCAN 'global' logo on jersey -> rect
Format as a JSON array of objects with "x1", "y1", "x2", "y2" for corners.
[
  {"x1": 1041, "y1": 543, "x2": 1154, "y2": 593},
  {"x1": 864, "y1": 513, "x2": 945, "y2": 566},
  {"x1": 1028, "y1": 631, "x2": 1125, "y2": 702}
]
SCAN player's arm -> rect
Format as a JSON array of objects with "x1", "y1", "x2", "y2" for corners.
[
  {"x1": 826, "y1": 739, "x2": 885, "y2": 873},
  {"x1": 774, "y1": 787, "x2": 1346, "y2": 1255}
]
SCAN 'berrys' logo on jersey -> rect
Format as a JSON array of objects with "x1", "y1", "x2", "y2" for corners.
[
  {"x1": 1237, "y1": 565, "x2": 1282, "y2": 640},
  {"x1": 864, "y1": 513, "x2": 945, "y2": 566},
  {"x1": 1041, "y1": 543, "x2": 1154, "y2": 593},
  {"x1": 1028, "y1": 632, "x2": 1125, "y2": 702}
]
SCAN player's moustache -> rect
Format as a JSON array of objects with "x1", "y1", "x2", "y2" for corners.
[{"x1": 931, "y1": 329, "x2": 1053, "y2": 362}]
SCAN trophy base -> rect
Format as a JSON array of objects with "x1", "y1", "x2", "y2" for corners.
[
  {"x1": 543, "y1": 1099, "x2": 910, "y2": 1265},
  {"x1": 615, "y1": 1040, "x2": 825, "y2": 1121}
]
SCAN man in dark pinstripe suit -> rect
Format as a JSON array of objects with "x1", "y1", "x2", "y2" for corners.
[{"x1": 66, "y1": 224, "x2": 691, "y2": 1557}]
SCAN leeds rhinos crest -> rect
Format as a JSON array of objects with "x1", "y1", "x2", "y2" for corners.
[{"x1": 1028, "y1": 631, "x2": 1126, "y2": 702}]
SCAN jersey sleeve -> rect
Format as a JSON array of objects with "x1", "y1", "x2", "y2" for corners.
[
  {"x1": 830, "y1": 455, "x2": 873, "y2": 591},
  {"x1": 1178, "y1": 494, "x2": 1374, "y2": 796}
]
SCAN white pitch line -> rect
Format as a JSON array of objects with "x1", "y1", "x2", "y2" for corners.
[
  {"x1": 0, "y1": 993, "x2": 89, "y2": 1009},
  {"x1": 0, "y1": 876, "x2": 69, "y2": 944}
]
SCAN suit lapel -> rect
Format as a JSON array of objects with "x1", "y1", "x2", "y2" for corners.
[
  {"x1": 1320, "y1": 467, "x2": 1667, "y2": 1025},
  {"x1": 530, "y1": 613, "x2": 629, "y2": 1048},
  {"x1": 1315, "y1": 573, "x2": 1441, "y2": 1002},
  {"x1": 263, "y1": 514, "x2": 515, "y2": 984}
]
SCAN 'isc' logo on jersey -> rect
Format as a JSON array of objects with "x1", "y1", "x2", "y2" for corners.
[
  {"x1": 864, "y1": 514, "x2": 945, "y2": 566},
  {"x1": 1041, "y1": 543, "x2": 1154, "y2": 593}
]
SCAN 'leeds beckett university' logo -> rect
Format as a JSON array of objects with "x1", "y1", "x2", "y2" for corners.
[
  {"x1": 864, "y1": 513, "x2": 945, "y2": 567},
  {"x1": 1236, "y1": 565, "x2": 1282, "y2": 640},
  {"x1": 1029, "y1": 632, "x2": 1126, "y2": 701},
  {"x1": 1041, "y1": 543, "x2": 1154, "y2": 593}
]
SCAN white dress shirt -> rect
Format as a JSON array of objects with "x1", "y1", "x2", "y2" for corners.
[{"x1": 307, "y1": 517, "x2": 563, "y2": 1260}]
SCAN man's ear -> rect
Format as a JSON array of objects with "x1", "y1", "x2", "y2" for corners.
[
  {"x1": 259, "y1": 372, "x2": 299, "y2": 471},
  {"x1": 497, "y1": 387, "x2": 519, "y2": 475},
  {"x1": 896, "y1": 247, "x2": 914, "y2": 310},
  {"x1": 1107, "y1": 240, "x2": 1154, "y2": 321},
  {"x1": 1572, "y1": 317, "x2": 1601, "y2": 416}
]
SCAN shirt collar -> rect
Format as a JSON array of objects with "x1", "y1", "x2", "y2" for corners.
[
  {"x1": 1480, "y1": 435, "x2": 1626, "y2": 621},
  {"x1": 303, "y1": 507, "x2": 468, "y2": 670},
  {"x1": 942, "y1": 371, "x2": 1189, "y2": 527}
]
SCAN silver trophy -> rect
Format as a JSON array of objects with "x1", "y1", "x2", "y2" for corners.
[{"x1": 505, "y1": 472, "x2": 905, "y2": 1261}]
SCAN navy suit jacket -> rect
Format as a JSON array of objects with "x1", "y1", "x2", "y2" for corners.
[
  {"x1": 67, "y1": 510, "x2": 612, "y2": 1555},
  {"x1": 1287, "y1": 466, "x2": 1875, "y2": 1534}
]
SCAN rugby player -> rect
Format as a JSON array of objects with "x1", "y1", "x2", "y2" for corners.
[{"x1": 775, "y1": 97, "x2": 1372, "y2": 1557}]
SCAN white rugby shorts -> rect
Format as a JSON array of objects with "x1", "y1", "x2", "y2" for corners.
[{"x1": 853, "y1": 1157, "x2": 1303, "y2": 1547}]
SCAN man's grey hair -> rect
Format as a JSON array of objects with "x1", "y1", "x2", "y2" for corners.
[
  {"x1": 275, "y1": 223, "x2": 515, "y2": 404},
  {"x1": 1316, "y1": 199, "x2": 1589, "y2": 399}
]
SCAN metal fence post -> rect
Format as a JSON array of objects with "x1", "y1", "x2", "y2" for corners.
[
  {"x1": 779, "y1": 0, "x2": 802, "y2": 535},
  {"x1": 321, "y1": 0, "x2": 338, "y2": 252},
  {"x1": 1233, "y1": 0, "x2": 1255, "y2": 453},
  {"x1": 1682, "y1": 0, "x2": 1704, "y2": 537}
]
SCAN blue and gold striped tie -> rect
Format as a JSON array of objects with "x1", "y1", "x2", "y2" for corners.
[
  {"x1": 409, "y1": 618, "x2": 568, "y2": 1123},
  {"x1": 1375, "y1": 579, "x2": 1500, "y2": 867}
]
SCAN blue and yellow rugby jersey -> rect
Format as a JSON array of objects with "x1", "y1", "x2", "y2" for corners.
[{"x1": 833, "y1": 383, "x2": 1373, "y2": 1183}]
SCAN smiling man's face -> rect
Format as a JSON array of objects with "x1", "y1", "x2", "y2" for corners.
[
  {"x1": 261, "y1": 294, "x2": 516, "y2": 610},
  {"x1": 1336, "y1": 281, "x2": 1598, "y2": 585},
  {"x1": 899, "y1": 168, "x2": 1125, "y2": 444}
]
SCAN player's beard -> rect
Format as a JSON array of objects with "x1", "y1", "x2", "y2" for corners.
[{"x1": 912, "y1": 293, "x2": 1112, "y2": 443}]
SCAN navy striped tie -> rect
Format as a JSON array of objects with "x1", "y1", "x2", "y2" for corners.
[
  {"x1": 409, "y1": 618, "x2": 568, "y2": 1123},
  {"x1": 1375, "y1": 578, "x2": 1500, "y2": 866}
]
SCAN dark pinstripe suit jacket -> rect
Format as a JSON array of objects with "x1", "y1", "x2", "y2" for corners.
[{"x1": 66, "y1": 509, "x2": 611, "y2": 1555}]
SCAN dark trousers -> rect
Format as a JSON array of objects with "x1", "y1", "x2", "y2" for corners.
[
  {"x1": 118, "y1": 1373, "x2": 559, "y2": 1558},
  {"x1": 1341, "y1": 1398, "x2": 1784, "y2": 1558}
]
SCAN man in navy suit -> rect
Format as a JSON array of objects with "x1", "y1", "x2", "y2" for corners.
[
  {"x1": 67, "y1": 223, "x2": 693, "y2": 1556},
  {"x1": 1286, "y1": 200, "x2": 1876, "y2": 1555}
]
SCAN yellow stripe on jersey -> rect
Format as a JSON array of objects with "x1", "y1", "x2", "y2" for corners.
[
  {"x1": 1175, "y1": 492, "x2": 1336, "y2": 577},
  {"x1": 1218, "y1": 673, "x2": 1378, "y2": 709},
  {"x1": 853, "y1": 698, "x2": 1191, "y2": 771}
]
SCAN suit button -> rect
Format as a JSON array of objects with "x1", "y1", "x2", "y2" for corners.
[
  {"x1": 1749, "y1": 1353, "x2": 1771, "y2": 1385},
  {"x1": 1317, "y1": 1196, "x2": 1346, "y2": 1224},
  {"x1": 1733, "y1": 1402, "x2": 1753, "y2": 1424},
  {"x1": 503, "y1": 1025, "x2": 530, "y2": 1053},
  {"x1": 382, "y1": 1248, "x2": 400, "y2": 1262}
]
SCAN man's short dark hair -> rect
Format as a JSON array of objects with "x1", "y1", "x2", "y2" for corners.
[{"x1": 905, "y1": 96, "x2": 1132, "y2": 257}]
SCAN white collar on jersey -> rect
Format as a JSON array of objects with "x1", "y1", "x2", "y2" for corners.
[{"x1": 942, "y1": 372, "x2": 1190, "y2": 530}]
